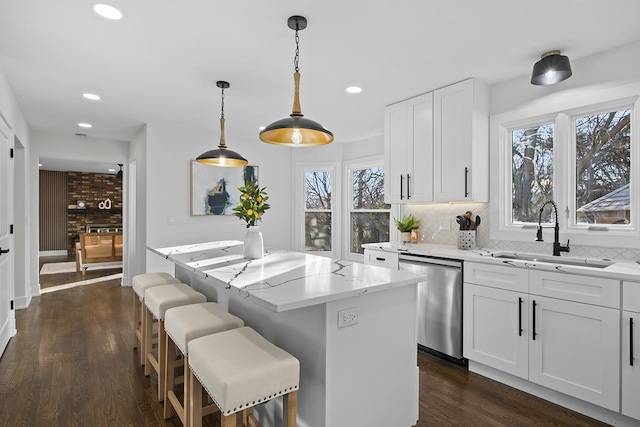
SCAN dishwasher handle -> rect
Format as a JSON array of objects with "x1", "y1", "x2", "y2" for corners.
[{"x1": 399, "y1": 254, "x2": 462, "y2": 269}]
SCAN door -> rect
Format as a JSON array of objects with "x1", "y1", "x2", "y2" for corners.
[
  {"x1": 433, "y1": 79, "x2": 472, "y2": 201},
  {"x1": 463, "y1": 283, "x2": 529, "y2": 379},
  {"x1": 529, "y1": 296, "x2": 619, "y2": 411},
  {"x1": 0, "y1": 117, "x2": 14, "y2": 356},
  {"x1": 383, "y1": 101, "x2": 408, "y2": 204}
]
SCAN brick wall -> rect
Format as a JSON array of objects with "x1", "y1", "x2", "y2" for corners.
[{"x1": 67, "y1": 172, "x2": 123, "y2": 253}]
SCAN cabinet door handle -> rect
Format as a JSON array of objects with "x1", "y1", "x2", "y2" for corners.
[
  {"x1": 464, "y1": 167, "x2": 469, "y2": 198},
  {"x1": 631, "y1": 317, "x2": 635, "y2": 367},
  {"x1": 518, "y1": 297, "x2": 523, "y2": 337},
  {"x1": 400, "y1": 174, "x2": 404, "y2": 200},
  {"x1": 532, "y1": 300, "x2": 537, "y2": 340},
  {"x1": 375, "y1": 257, "x2": 386, "y2": 262},
  {"x1": 406, "y1": 174, "x2": 411, "y2": 199}
]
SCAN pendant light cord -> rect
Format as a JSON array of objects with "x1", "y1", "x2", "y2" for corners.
[
  {"x1": 220, "y1": 86, "x2": 225, "y2": 119},
  {"x1": 294, "y1": 22, "x2": 300, "y2": 73}
]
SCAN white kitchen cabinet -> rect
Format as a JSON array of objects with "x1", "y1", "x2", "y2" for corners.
[
  {"x1": 384, "y1": 78, "x2": 488, "y2": 204},
  {"x1": 363, "y1": 249, "x2": 399, "y2": 270},
  {"x1": 528, "y1": 295, "x2": 620, "y2": 411},
  {"x1": 463, "y1": 283, "x2": 529, "y2": 379},
  {"x1": 464, "y1": 266, "x2": 622, "y2": 412},
  {"x1": 433, "y1": 78, "x2": 488, "y2": 202},
  {"x1": 383, "y1": 92, "x2": 433, "y2": 203},
  {"x1": 622, "y1": 281, "x2": 640, "y2": 421}
]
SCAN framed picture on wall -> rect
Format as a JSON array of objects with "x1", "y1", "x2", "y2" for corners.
[{"x1": 190, "y1": 162, "x2": 258, "y2": 216}]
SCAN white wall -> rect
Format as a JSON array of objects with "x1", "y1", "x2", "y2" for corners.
[{"x1": 144, "y1": 122, "x2": 294, "y2": 271}]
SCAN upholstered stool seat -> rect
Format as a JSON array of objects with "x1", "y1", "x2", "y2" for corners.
[
  {"x1": 163, "y1": 302, "x2": 244, "y2": 425},
  {"x1": 132, "y1": 272, "x2": 181, "y2": 366},
  {"x1": 144, "y1": 283, "x2": 206, "y2": 400},
  {"x1": 188, "y1": 326, "x2": 300, "y2": 427}
]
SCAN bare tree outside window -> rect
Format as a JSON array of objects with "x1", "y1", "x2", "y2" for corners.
[
  {"x1": 350, "y1": 166, "x2": 390, "y2": 254},
  {"x1": 305, "y1": 171, "x2": 332, "y2": 251},
  {"x1": 575, "y1": 109, "x2": 631, "y2": 224},
  {"x1": 511, "y1": 124, "x2": 554, "y2": 223}
]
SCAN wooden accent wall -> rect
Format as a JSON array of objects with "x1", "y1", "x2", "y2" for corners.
[{"x1": 39, "y1": 170, "x2": 68, "y2": 251}]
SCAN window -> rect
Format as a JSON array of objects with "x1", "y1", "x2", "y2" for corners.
[
  {"x1": 511, "y1": 122, "x2": 554, "y2": 223},
  {"x1": 491, "y1": 90, "x2": 639, "y2": 248},
  {"x1": 574, "y1": 109, "x2": 631, "y2": 225},
  {"x1": 346, "y1": 160, "x2": 391, "y2": 256},
  {"x1": 304, "y1": 171, "x2": 332, "y2": 251}
]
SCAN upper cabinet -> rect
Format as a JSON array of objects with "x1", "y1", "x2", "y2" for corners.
[
  {"x1": 384, "y1": 78, "x2": 488, "y2": 204},
  {"x1": 384, "y1": 92, "x2": 433, "y2": 203}
]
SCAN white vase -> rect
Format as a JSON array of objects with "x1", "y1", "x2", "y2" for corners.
[
  {"x1": 244, "y1": 226, "x2": 264, "y2": 259},
  {"x1": 400, "y1": 231, "x2": 411, "y2": 243}
]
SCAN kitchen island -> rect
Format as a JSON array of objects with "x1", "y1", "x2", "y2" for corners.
[{"x1": 148, "y1": 240, "x2": 426, "y2": 427}]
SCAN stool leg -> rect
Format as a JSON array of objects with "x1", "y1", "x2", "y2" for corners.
[
  {"x1": 284, "y1": 391, "x2": 297, "y2": 427},
  {"x1": 163, "y1": 333, "x2": 176, "y2": 420},
  {"x1": 133, "y1": 293, "x2": 139, "y2": 350},
  {"x1": 138, "y1": 298, "x2": 146, "y2": 365},
  {"x1": 189, "y1": 369, "x2": 203, "y2": 427},
  {"x1": 144, "y1": 307, "x2": 153, "y2": 376},
  {"x1": 221, "y1": 413, "x2": 236, "y2": 427},
  {"x1": 157, "y1": 319, "x2": 167, "y2": 401}
]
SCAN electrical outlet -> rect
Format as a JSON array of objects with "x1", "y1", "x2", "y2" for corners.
[
  {"x1": 338, "y1": 307, "x2": 359, "y2": 328},
  {"x1": 439, "y1": 217, "x2": 450, "y2": 230}
]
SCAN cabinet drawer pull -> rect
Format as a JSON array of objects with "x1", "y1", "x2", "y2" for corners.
[
  {"x1": 518, "y1": 297, "x2": 523, "y2": 337},
  {"x1": 400, "y1": 174, "x2": 404, "y2": 200},
  {"x1": 631, "y1": 317, "x2": 635, "y2": 367},
  {"x1": 464, "y1": 167, "x2": 469, "y2": 198},
  {"x1": 406, "y1": 173, "x2": 411, "y2": 200},
  {"x1": 375, "y1": 257, "x2": 386, "y2": 262},
  {"x1": 532, "y1": 300, "x2": 537, "y2": 340}
]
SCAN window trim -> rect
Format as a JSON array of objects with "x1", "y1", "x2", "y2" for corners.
[
  {"x1": 490, "y1": 83, "x2": 640, "y2": 249},
  {"x1": 343, "y1": 155, "x2": 397, "y2": 262}
]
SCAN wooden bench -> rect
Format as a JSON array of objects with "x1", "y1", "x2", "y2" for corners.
[{"x1": 75, "y1": 232, "x2": 123, "y2": 275}]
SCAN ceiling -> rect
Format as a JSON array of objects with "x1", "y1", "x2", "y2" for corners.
[{"x1": 2, "y1": 0, "x2": 640, "y2": 172}]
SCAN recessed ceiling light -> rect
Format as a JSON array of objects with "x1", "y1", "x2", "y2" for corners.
[
  {"x1": 78, "y1": 123, "x2": 92, "y2": 128},
  {"x1": 258, "y1": 126, "x2": 266, "y2": 131},
  {"x1": 346, "y1": 86, "x2": 362, "y2": 94},
  {"x1": 108, "y1": 168, "x2": 116, "y2": 172},
  {"x1": 93, "y1": 3, "x2": 123, "y2": 20},
  {"x1": 83, "y1": 93, "x2": 101, "y2": 101},
  {"x1": 38, "y1": 163, "x2": 42, "y2": 167}
]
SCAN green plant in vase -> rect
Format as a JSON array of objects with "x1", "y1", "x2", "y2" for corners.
[{"x1": 394, "y1": 214, "x2": 421, "y2": 243}]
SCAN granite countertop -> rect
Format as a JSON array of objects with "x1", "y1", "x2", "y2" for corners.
[
  {"x1": 149, "y1": 240, "x2": 427, "y2": 312},
  {"x1": 362, "y1": 242, "x2": 640, "y2": 282}
]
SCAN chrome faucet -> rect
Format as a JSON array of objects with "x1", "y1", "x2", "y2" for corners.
[{"x1": 535, "y1": 200, "x2": 570, "y2": 256}]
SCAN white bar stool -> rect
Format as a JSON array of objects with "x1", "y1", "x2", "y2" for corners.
[
  {"x1": 163, "y1": 302, "x2": 244, "y2": 425},
  {"x1": 144, "y1": 283, "x2": 206, "y2": 400},
  {"x1": 188, "y1": 326, "x2": 300, "y2": 427},
  {"x1": 132, "y1": 272, "x2": 181, "y2": 366}
]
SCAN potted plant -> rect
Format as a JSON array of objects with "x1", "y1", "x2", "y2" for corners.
[
  {"x1": 233, "y1": 181, "x2": 270, "y2": 258},
  {"x1": 394, "y1": 214, "x2": 421, "y2": 243}
]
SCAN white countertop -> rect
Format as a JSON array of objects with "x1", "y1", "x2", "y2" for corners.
[
  {"x1": 149, "y1": 240, "x2": 427, "y2": 312},
  {"x1": 362, "y1": 242, "x2": 640, "y2": 282}
]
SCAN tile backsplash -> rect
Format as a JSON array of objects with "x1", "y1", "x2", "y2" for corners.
[{"x1": 402, "y1": 203, "x2": 640, "y2": 261}]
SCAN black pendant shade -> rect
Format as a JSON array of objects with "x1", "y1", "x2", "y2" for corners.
[
  {"x1": 531, "y1": 50, "x2": 572, "y2": 86},
  {"x1": 196, "y1": 81, "x2": 248, "y2": 167},
  {"x1": 259, "y1": 15, "x2": 333, "y2": 147}
]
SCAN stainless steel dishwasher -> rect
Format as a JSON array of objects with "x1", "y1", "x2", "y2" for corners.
[{"x1": 399, "y1": 253, "x2": 464, "y2": 363}]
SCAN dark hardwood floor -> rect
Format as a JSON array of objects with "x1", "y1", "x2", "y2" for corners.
[{"x1": 0, "y1": 269, "x2": 609, "y2": 426}]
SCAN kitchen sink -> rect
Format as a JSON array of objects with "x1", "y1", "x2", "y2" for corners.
[{"x1": 492, "y1": 253, "x2": 614, "y2": 269}]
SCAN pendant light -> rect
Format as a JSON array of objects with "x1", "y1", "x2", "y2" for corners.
[
  {"x1": 530, "y1": 50, "x2": 572, "y2": 85},
  {"x1": 196, "y1": 81, "x2": 248, "y2": 167},
  {"x1": 259, "y1": 15, "x2": 334, "y2": 147},
  {"x1": 115, "y1": 163, "x2": 123, "y2": 179}
]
